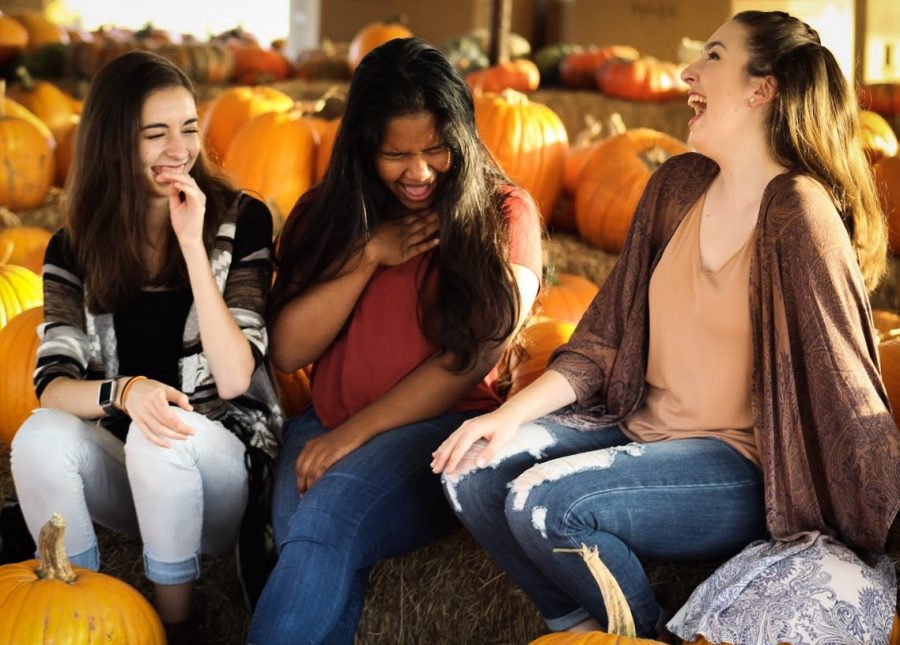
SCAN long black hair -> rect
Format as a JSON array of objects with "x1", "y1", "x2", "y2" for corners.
[
  {"x1": 270, "y1": 37, "x2": 522, "y2": 371},
  {"x1": 65, "y1": 50, "x2": 237, "y2": 313}
]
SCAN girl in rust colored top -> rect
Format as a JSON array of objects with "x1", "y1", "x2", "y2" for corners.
[
  {"x1": 434, "y1": 11, "x2": 899, "y2": 644},
  {"x1": 249, "y1": 38, "x2": 543, "y2": 644}
]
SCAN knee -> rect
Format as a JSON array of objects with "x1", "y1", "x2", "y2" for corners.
[
  {"x1": 11, "y1": 410, "x2": 86, "y2": 473},
  {"x1": 123, "y1": 410, "x2": 209, "y2": 466},
  {"x1": 441, "y1": 441, "x2": 515, "y2": 517}
]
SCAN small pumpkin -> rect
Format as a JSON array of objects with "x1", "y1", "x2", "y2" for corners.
[
  {"x1": 859, "y1": 83, "x2": 900, "y2": 117},
  {"x1": 466, "y1": 59, "x2": 540, "y2": 94},
  {"x1": 274, "y1": 364, "x2": 313, "y2": 418},
  {"x1": 0, "y1": 225, "x2": 51, "y2": 274},
  {"x1": 575, "y1": 128, "x2": 689, "y2": 253},
  {"x1": 347, "y1": 20, "x2": 413, "y2": 72},
  {"x1": 8, "y1": 66, "x2": 77, "y2": 143},
  {"x1": 10, "y1": 11, "x2": 68, "y2": 52},
  {"x1": 532, "y1": 43, "x2": 584, "y2": 88},
  {"x1": 231, "y1": 45, "x2": 291, "y2": 85},
  {"x1": 506, "y1": 318, "x2": 577, "y2": 398},
  {"x1": 529, "y1": 545, "x2": 664, "y2": 644},
  {"x1": 560, "y1": 46, "x2": 640, "y2": 90},
  {"x1": 474, "y1": 89, "x2": 569, "y2": 218},
  {"x1": 0, "y1": 305, "x2": 41, "y2": 446},
  {"x1": 0, "y1": 512, "x2": 165, "y2": 643},
  {"x1": 0, "y1": 14, "x2": 28, "y2": 65},
  {"x1": 595, "y1": 56, "x2": 689, "y2": 102},
  {"x1": 535, "y1": 272, "x2": 599, "y2": 323}
]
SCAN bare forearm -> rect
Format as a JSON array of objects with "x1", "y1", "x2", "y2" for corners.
[
  {"x1": 500, "y1": 369, "x2": 578, "y2": 424},
  {"x1": 39, "y1": 376, "x2": 128, "y2": 419},
  {"x1": 182, "y1": 245, "x2": 255, "y2": 398}
]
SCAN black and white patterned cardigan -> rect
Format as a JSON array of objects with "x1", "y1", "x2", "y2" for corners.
[{"x1": 35, "y1": 194, "x2": 283, "y2": 459}]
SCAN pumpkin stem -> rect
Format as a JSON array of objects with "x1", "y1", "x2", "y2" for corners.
[
  {"x1": 641, "y1": 145, "x2": 671, "y2": 171},
  {"x1": 14, "y1": 66, "x2": 35, "y2": 91},
  {"x1": 499, "y1": 88, "x2": 528, "y2": 105},
  {"x1": 573, "y1": 114, "x2": 603, "y2": 148},
  {"x1": 36, "y1": 512, "x2": 78, "y2": 583},
  {"x1": 608, "y1": 112, "x2": 627, "y2": 136},
  {"x1": 554, "y1": 545, "x2": 637, "y2": 637}
]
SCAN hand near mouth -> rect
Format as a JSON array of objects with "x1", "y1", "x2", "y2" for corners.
[{"x1": 156, "y1": 167, "x2": 207, "y2": 251}]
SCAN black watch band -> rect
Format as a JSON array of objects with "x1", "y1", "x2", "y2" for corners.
[{"x1": 98, "y1": 379, "x2": 118, "y2": 416}]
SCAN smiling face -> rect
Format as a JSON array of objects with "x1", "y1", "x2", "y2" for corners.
[
  {"x1": 681, "y1": 20, "x2": 762, "y2": 155},
  {"x1": 139, "y1": 86, "x2": 200, "y2": 198},
  {"x1": 375, "y1": 111, "x2": 452, "y2": 212}
]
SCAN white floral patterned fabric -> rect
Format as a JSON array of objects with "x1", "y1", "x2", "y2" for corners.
[{"x1": 668, "y1": 532, "x2": 896, "y2": 645}]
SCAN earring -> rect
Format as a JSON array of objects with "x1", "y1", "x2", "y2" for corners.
[{"x1": 749, "y1": 97, "x2": 756, "y2": 106}]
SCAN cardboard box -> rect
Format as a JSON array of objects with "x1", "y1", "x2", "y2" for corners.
[{"x1": 319, "y1": 0, "x2": 536, "y2": 48}]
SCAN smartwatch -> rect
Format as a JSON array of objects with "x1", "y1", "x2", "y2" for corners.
[{"x1": 98, "y1": 379, "x2": 118, "y2": 416}]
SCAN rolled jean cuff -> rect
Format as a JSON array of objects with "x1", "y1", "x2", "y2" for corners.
[
  {"x1": 67, "y1": 544, "x2": 100, "y2": 572},
  {"x1": 545, "y1": 607, "x2": 591, "y2": 632},
  {"x1": 143, "y1": 551, "x2": 200, "y2": 585}
]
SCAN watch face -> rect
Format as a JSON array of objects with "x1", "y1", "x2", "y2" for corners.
[{"x1": 99, "y1": 379, "x2": 115, "y2": 406}]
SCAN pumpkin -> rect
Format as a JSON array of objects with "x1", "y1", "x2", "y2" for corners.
[
  {"x1": 466, "y1": 59, "x2": 540, "y2": 93},
  {"x1": 52, "y1": 113, "x2": 78, "y2": 186},
  {"x1": 859, "y1": 109, "x2": 898, "y2": 163},
  {"x1": 873, "y1": 309, "x2": 900, "y2": 342},
  {"x1": 575, "y1": 128, "x2": 689, "y2": 253},
  {"x1": 859, "y1": 83, "x2": 900, "y2": 117},
  {"x1": 0, "y1": 14, "x2": 28, "y2": 65},
  {"x1": 533, "y1": 43, "x2": 584, "y2": 88},
  {"x1": 0, "y1": 305, "x2": 40, "y2": 446},
  {"x1": 9, "y1": 11, "x2": 68, "y2": 52},
  {"x1": 295, "y1": 40, "x2": 351, "y2": 81},
  {"x1": 535, "y1": 272, "x2": 599, "y2": 323},
  {"x1": 873, "y1": 155, "x2": 900, "y2": 253},
  {"x1": 560, "y1": 46, "x2": 640, "y2": 90},
  {"x1": 313, "y1": 117, "x2": 340, "y2": 183},
  {"x1": 879, "y1": 337, "x2": 900, "y2": 420},
  {"x1": 200, "y1": 85, "x2": 295, "y2": 165},
  {"x1": 506, "y1": 318, "x2": 576, "y2": 398},
  {"x1": 0, "y1": 225, "x2": 51, "y2": 274},
  {"x1": 529, "y1": 545, "x2": 664, "y2": 644},
  {"x1": 274, "y1": 364, "x2": 313, "y2": 417},
  {"x1": 2, "y1": 94, "x2": 54, "y2": 149},
  {"x1": 0, "y1": 249, "x2": 42, "y2": 328},
  {"x1": 8, "y1": 66, "x2": 76, "y2": 144},
  {"x1": 231, "y1": 45, "x2": 291, "y2": 85},
  {"x1": 0, "y1": 82, "x2": 55, "y2": 211},
  {"x1": 223, "y1": 108, "x2": 318, "y2": 219},
  {"x1": 0, "y1": 513, "x2": 165, "y2": 643},
  {"x1": 474, "y1": 89, "x2": 569, "y2": 218},
  {"x1": 596, "y1": 56, "x2": 689, "y2": 102},
  {"x1": 347, "y1": 20, "x2": 413, "y2": 72}
]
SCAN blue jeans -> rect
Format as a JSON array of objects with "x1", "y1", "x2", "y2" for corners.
[
  {"x1": 248, "y1": 407, "x2": 479, "y2": 645},
  {"x1": 442, "y1": 419, "x2": 766, "y2": 637}
]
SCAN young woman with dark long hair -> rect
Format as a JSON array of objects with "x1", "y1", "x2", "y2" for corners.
[
  {"x1": 248, "y1": 37, "x2": 542, "y2": 643},
  {"x1": 10, "y1": 51, "x2": 282, "y2": 640}
]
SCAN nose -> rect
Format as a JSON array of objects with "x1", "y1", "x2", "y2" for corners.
[
  {"x1": 681, "y1": 62, "x2": 697, "y2": 84},
  {"x1": 165, "y1": 133, "x2": 188, "y2": 159},
  {"x1": 404, "y1": 155, "x2": 432, "y2": 181}
]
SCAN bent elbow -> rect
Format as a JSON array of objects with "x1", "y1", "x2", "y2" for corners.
[{"x1": 217, "y1": 373, "x2": 252, "y2": 400}]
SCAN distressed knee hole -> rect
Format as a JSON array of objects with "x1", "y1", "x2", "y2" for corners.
[{"x1": 510, "y1": 442, "x2": 644, "y2": 511}]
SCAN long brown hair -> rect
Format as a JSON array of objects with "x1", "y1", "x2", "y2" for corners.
[
  {"x1": 64, "y1": 50, "x2": 238, "y2": 313},
  {"x1": 269, "y1": 38, "x2": 527, "y2": 372},
  {"x1": 734, "y1": 10, "x2": 887, "y2": 290}
]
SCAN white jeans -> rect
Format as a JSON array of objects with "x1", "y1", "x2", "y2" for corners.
[{"x1": 10, "y1": 407, "x2": 248, "y2": 585}]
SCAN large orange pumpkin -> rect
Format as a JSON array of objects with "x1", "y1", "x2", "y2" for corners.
[
  {"x1": 0, "y1": 306, "x2": 41, "y2": 446},
  {"x1": 0, "y1": 225, "x2": 51, "y2": 274},
  {"x1": 223, "y1": 108, "x2": 318, "y2": 219},
  {"x1": 575, "y1": 128, "x2": 689, "y2": 253},
  {"x1": 0, "y1": 513, "x2": 165, "y2": 643},
  {"x1": 2, "y1": 93, "x2": 54, "y2": 149},
  {"x1": 859, "y1": 109, "x2": 898, "y2": 163},
  {"x1": 200, "y1": 85, "x2": 295, "y2": 165},
  {"x1": 873, "y1": 155, "x2": 900, "y2": 253},
  {"x1": 474, "y1": 89, "x2": 569, "y2": 218},
  {"x1": 8, "y1": 67, "x2": 77, "y2": 143},
  {"x1": 347, "y1": 21, "x2": 413, "y2": 71},
  {"x1": 0, "y1": 84, "x2": 55, "y2": 210}
]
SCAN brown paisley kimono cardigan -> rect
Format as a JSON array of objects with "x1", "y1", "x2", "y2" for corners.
[{"x1": 548, "y1": 152, "x2": 900, "y2": 553}]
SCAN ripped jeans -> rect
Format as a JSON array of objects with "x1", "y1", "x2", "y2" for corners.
[{"x1": 442, "y1": 419, "x2": 766, "y2": 637}]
